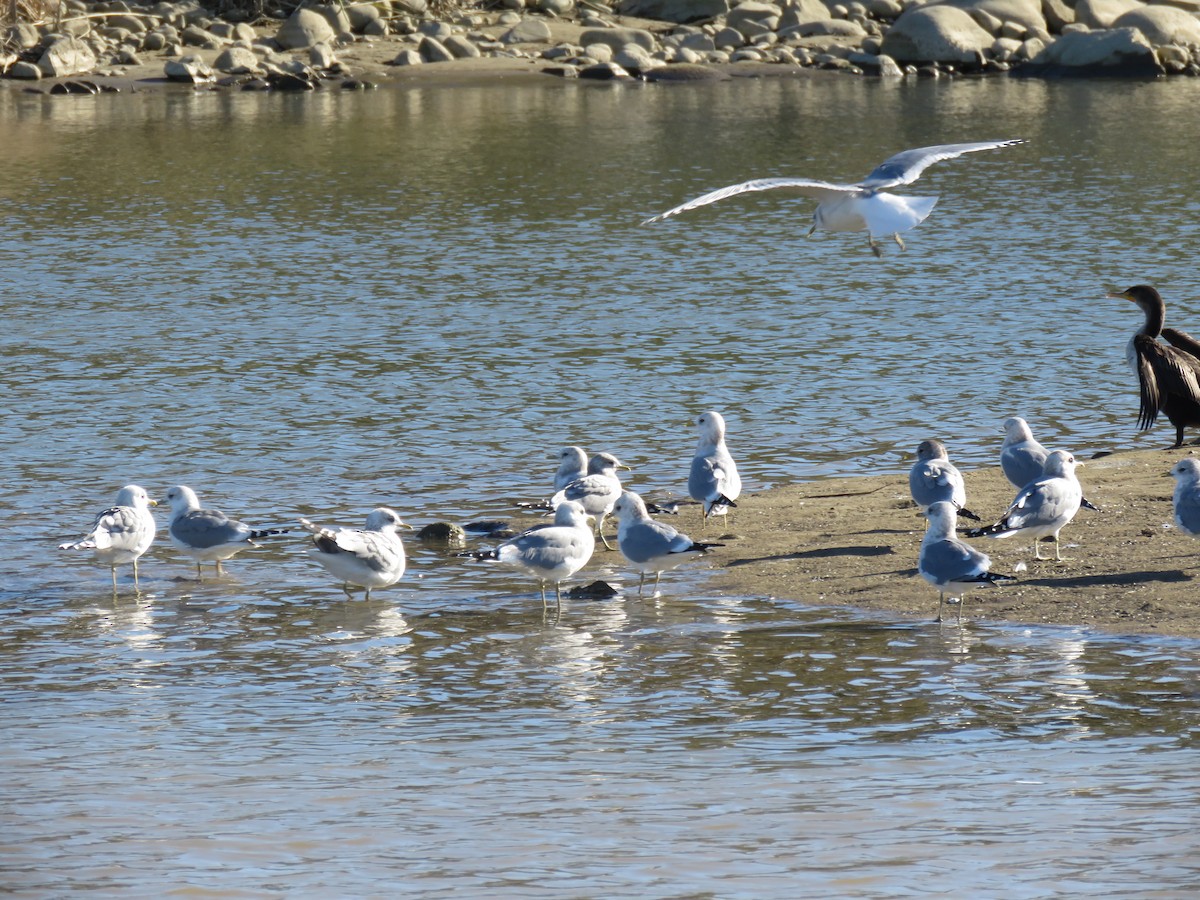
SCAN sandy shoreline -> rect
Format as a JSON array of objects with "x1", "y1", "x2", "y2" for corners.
[{"x1": 705, "y1": 445, "x2": 1200, "y2": 639}]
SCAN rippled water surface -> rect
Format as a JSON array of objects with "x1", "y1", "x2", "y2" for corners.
[{"x1": 3, "y1": 74, "x2": 1200, "y2": 894}]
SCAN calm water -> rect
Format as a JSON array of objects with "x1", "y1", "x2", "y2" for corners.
[{"x1": 2, "y1": 74, "x2": 1200, "y2": 894}]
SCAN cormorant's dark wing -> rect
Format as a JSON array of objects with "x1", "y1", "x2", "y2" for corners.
[
  {"x1": 1160, "y1": 327, "x2": 1200, "y2": 361},
  {"x1": 1131, "y1": 335, "x2": 1200, "y2": 431}
]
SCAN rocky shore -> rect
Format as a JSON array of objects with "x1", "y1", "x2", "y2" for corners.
[
  {"x1": 3, "y1": 0, "x2": 1199, "y2": 94},
  {"x1": 710, "y1": 445, "x2": 1200, "y2": 639}
]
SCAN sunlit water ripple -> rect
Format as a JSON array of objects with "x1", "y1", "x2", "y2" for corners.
[{"x1": 2, "y1": 75, "x2": 1200, "y2": 894}]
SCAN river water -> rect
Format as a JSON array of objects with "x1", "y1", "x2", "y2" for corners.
[{"x1": 2, "y1": 73, "x2": 1200, "y2": 895}]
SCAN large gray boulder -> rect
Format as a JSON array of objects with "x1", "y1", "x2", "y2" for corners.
[
  {"x1": 579, "y1": 25, "x2": 658, "y2": 51},
  {"x1": 214, "y1": 45, "x2": 262, "y2": 73},
  {"x1": 727, "y1": 1, "x2": 782, "y2": 32},
  {"x1": 275, "y1": 8, "x2": 336, "y2": 50},
  {"x1": 37, "y1": 36, "x2": 97, "y2": 77},
  {"x1": 1041, "y1": 0, "x2": 1075, "y2": 31},
  {"x1": 1112, "y1": 5, "x2": 1200, "y2": 44},
  {"x1": 1019, "y1": 26, "x2": 1163, "y2": 74},
  {"x1": 164, "y1": 54, "x2": 214, "y2": 82},
  {"x1": 879, "y1": 6, "x2": 995, "y2": 62},
  {"x1": 780, "y1": 0, "x2": 848, "y2": 28},
  {"x1": 965, "y1": 0, "x2": 1047, "y2": 32},
  {"x1": 615, "y1": 0, "x2": 729, "y2": 23},
  {"x1": 1073, "y1": 0, "x2": 1142, "y2": 29},
  {"x1": 502, "y1": 18, "x2": 554, "y2": 42}
]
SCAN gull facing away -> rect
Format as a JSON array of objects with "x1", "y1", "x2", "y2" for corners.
[
  {"x1": 964, "y1": 450, "x2": 1083, "y2": 561},
  {"x1": 164, "y1": 484, "x2": 290, "y2": 579},
  {"x1": 688, "y1": 410, "x2": 741, "y2": 524},
  {"x1": 466, "y1": 500, "x2": 596, "y2": 610},
  {"x1": 1000, "y1": 417, "x2": 1099, "y2": 511},
  {"x1": 919, "y1": 501, "x2": 1014, "y2": 623},
  {"x1": 1000, "y1": 417, "x2": 1050, "y2": 490},
  {"x1": 1109, "y1": 284, "x2": 1200, "y2": 448},
  {"x1": 554, "y1": 446, "x2": 589, "y2": 492},
  {"x1": 299, "y1": 508, "x2": 410, "y2": 600},
  {"x1": 551, "y1": 451, "x2": 629, "y2": 550},
  {"x1": 59, "y1": 484, "x2": 158, "y2": 588},
  {"x1": 908, "y1": 439, "x2": 980, "y2": 521},
  {"x1": 612, "y1": 490, "x2": 724, "y2": 595},
  {"x1": 642, "y1": 139, "x2": 1028, "y2": 256},
  {"x1": 1170, "y1": 458, "x2": 1200, "y2": 538}
]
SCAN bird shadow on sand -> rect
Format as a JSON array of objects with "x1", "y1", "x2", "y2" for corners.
[
  {"x1": 1016, "y1": 569, "x2": 1192, "y2": 589},
  {"x1": 726, "y1": 545, "x2": 896, "y2": 567}
]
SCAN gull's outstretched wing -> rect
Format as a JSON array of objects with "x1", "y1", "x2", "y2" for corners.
[
  {"x1": 642, "y1": 177, "x2": 858, "y2": 224},
  {"x1": 860, "y1": 139, "x2": 1027, "y2": 190}
]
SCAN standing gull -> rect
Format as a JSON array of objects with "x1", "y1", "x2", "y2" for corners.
[
  {"x1": 643, "y1": 139, "x2": 1027, "y2": 256},
  {"x1": 908, "y1": 439, "x2": 980, "y2": 521},
  {"x1": 299, "y1": 507, "x2": 410, "y2": 599},
  {"x1": 919, "y1": 501, "x2": 1014, "y2": 622},
  {"x1": 1000, "y1": 417, "x2": 1099, "y2": 511},
  {"x1": 688, "y1": 410, "x2": 742, "y2": 524},
  {"x1": 1109, "y1": 284, "x2": 1200, "y2": 448},
  {"x1": 467, "y1": 500, "x2": 596, "y2": 610},
  {"x1": 553, "y1": 446, "x2": 589, "y2": 492},
  {"x1": 551, "y1": 451, "x2": 629, "y2": 550},
  {"x1": 1170, "y1": 458, "x2": 1200, "y2": 538},
  {"x1": 59, "y1": 484, "x2": 158, "y2": 588},
  {"x1": 611, "y1": 490, "x2": 724, "y2": 595},
  {"x1": 164, "y1": 484, "x2": 289, "y2": 578},
  {"x1": 1000, "y1": 417, "x2": 1050, "y2": 490},
  {"x1": 964, "y1": 450, "x2": 1083, "y2": 561}
]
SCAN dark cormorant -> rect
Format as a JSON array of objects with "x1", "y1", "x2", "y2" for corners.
[{"x1": 1109, "y1": 284, "x2": 1200, "y2": 448}]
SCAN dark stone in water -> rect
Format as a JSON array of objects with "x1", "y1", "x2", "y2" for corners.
[
  {"x1": 567, "y1": 580, "x2": 619, "y2": 599},
  {"x1": 50, "y1": 80, "x2": 101, "y2": 94},
  {"x1": 464, "y1": 520, "x2": 513, "y2": 537},
  {"x1": 418, "y1": 522, "x2": 467, "y2": 546},
  {"x1": 268, "y1": 71, "x2": 319, "y2": 91},
  {"x1": 642, "y1": 64, "x2": 729, "y2": 82}
]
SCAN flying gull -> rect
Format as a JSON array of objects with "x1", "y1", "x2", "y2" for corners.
[{"x1": 643, "y1": 139, "x2": 1028, "y2": 256}]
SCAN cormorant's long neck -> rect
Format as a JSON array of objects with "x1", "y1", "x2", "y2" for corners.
[{"x1": 1139, "y1": 298, "x2": 1165, "y2": 338}]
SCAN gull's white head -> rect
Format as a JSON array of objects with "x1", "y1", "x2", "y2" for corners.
[
  {"x1": 924, "y1": 500, "x2": 958, "y2": 535},
  {"x1": 558, "y1": 446, "x2": 587, "y2": 467},
  {"x1": 164, "y1": 485, "x2": 201, "y2": 514},
  {"x1": 1042, "y1": 450, "x2": 1077, "y2": 479},
  {"x1": 1003, "y1": 417, "x2": 1034, "y2": 442},
  {"x1": 365, "y1": 507, "x2": 409, "y2": 533},
  {"x1": 588, "y1": 452, "x2": 628, "y2": 475},
  {"x1": 696, "y1": 410, "x2": 727, "y2": 441},
  {"x1": 1171, "y1": 458, "x2": 1200, "y2": 485},
  {"x1": 611, "y1": 490, "x2": 649, "y2": 524},
  {"x1": 115, "y1": 484, "x2": 156, "y2": 510},
  {"x1": 554, "y1": 500, "x2": 590, "y2": 527}
]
